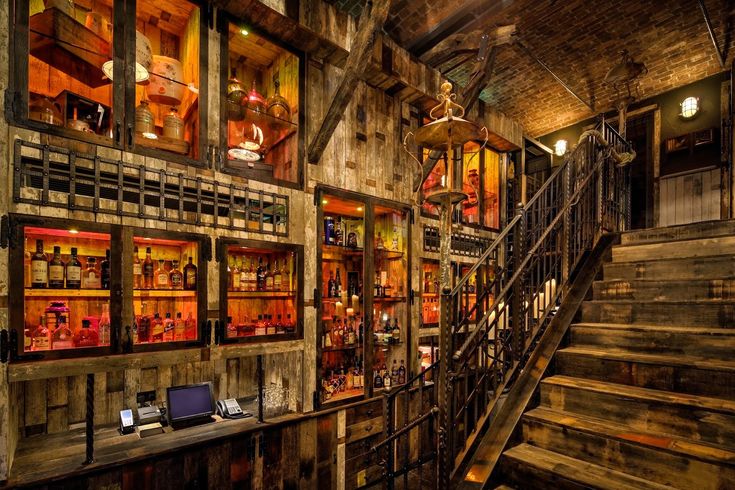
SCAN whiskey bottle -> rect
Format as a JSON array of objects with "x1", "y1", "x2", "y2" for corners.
[
  {"x1": 335, "y1": 217, "x2": 344, "y2": 246},
  {"x1": 48, "y1": 246, "x2": 65, "y2": 289},
  {"x1": 169, "y1": 260, "x2": 183, "y2": 289},
  {"x1": 392, "y1": 318, "x2": 401, "y2": 343},
  {"x1": 255, "y1": 314, "x2": 265, "y2": 336},
  {"x1": 83, "y1": 257, "x2": 101, "y2": 289},
  {"x1": 335, "y1": 267, "x2": 342, "y2": 297},
  {"x1": 66, "y1": 247, "x2": 82, "y2": 289},
  {"x1": 155, "y1": 259, "x2": 169, "y2": 289},
  {"x1": 266, "y1": 315, "x2": 277, "y2": 335},
  {"x1": 273, "y1": 259, "x2": 282, "y2": 291},
  {"x1": 239, "y1": 257, "x2": 248, "y2": 291},
  {"x1": 174, "y1": 312, "x2": 185, "y2": 341},
  {"x1": 275, "y1": 314, "x2": 284, "y2": 334},
  {"x1": 374, "y1": 368, "x2": 383, "y2": 388},
  {"x1": 98, "y1": 303, "x2": 111, "y2": 346},
  {"x1": 256, "y1": 257, "x2": 265, "y2": 291},
  {"x1": 382, "y1": 369, "x2": 392, "y2": 389},
  {"x1": 231, "y1": 257, "x2": 241, "y2": 291},
  {"x1": 150, "y1": 312, "x2": 164, "y2": 342},
  {"x1": 163, "y1": 312, "x2": 175, "y2": 342},
  {"x1": 100, "y1": 249, "x2": 111, "y2": 290},
  {"x1": 391, "y1": 360, "x2": 398, "y2": 385},
  {"x1": 327, "y1": 270, "x2": 335, "y2": 298},
  {"x1": 136, "y1": 302, "x2": 150, "y2": 343},
  {"x1": 31, "y1": 315, "x2": 50, "y2": 351},
  {"x1": 133, "y1": 246, "x2": 142, "y2": 289},
  {"x1": 248, "y1": 257, "x2": 257, "y2": 292},
  {"x1": 73, "y1": 319, "x2": 99, "y2": 348},
  {"x1": 30, "y1": 239, "x2": 48, "y2": 288},
  {"x1": 185, "y1": 312, "x2": 196, "y2": 340},
  {"x1": 285, "y1": 313, "x2": 295, "y2": 334},
  {"x1": 398, "y1": 360, "x2": 406, "y2": 385},
  {"x1": 265, "y1": 260, "x2": 275, "y2": 291},
  {"x1": 183, "y1": 256, "x2": 197, "y2": 290},
  {"x1": 143, "y1": 247, "x2": 154, "y2": 289}
]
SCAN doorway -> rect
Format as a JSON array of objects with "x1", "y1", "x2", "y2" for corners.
[{"x1": 626, "y1": 113, "x2": 655, "y2": 229}]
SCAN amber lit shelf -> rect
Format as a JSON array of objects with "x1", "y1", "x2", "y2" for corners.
[
  {"x1": 322, "y1": 345, "x2": 362, "y2": 353},
  {"x1": 422, "y1": 292, "x2": 440, "y2": 298},
  {"x1": 374, "y1": 250, "x2": 404, "y2": 260},
  {"x1": 325, "y1": 389, "x2": 364, "y2": 403},
  {"x1": 25, "y1": 288, "x2": 110, "y2": 298},
  {"x1": 227, "y1": 291, "x2": 296, "y2": 299},
  {"x1": 133, "y1": 290, "x2": 196, "y2": 298},
  {"x1": 373, "y1": 296, "x2": 407, "y2": 303},
  {"x1": 322, "y1": 244, "x2": 364, "y2": 261}
]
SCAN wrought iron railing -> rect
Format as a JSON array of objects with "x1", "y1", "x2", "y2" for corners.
[
  {"x1": 374, "y1": 120, "x2": 632, "y2": 488},
  {"x1": 13, "y1": 139, "x2": 289, "y2": 236}
]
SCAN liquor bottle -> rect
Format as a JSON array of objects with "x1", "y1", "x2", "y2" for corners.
[
  {"x1": 273, "y1": 259, "x2": 282, "y2": 291},
  {"x1": 392, "y1": 226, "x2": 399, "y2": 251},
  {"x1": 391, "y1": 360, "x2": 398, "y2": 385},
  {"x1": 231, "y1": 257, "x2": 241, "y2": 291},
  {"x1": 255, "y1": 314, "x2": 265, "y2": 336},
  {"x1": 32, "y1": 315, "x2": 50, "y2": 351},
  {"x1": 155, "y1": 259, "x2": 169, "y2": 289},
  {"x1": 335, "y1": 267, "x2": 342, "y2": 297},
  {"x1": 398, "y1": 360, "x2": 406, "y2": 385},
  {"x1": 98, "y1": 303, "x2": 111, "y2": 346},
  {"x1": 247, "y1": 257, "x2": 256, "y2": 292},
  {"x1": 48, "y1": 246, "x2": 65, "y2": 289},
  {"x1": 74, "y1": 319, "x2": 100, "y2": 348},
  {"x1": 265, "y1": 260, "x2": 274, "y2": 291},
  {"x1": 266, "y1": 315, "x2": 276, "y2": 335},
  {"x1": 143, "y1": 247, "x2": 154, "y2": 289},
  {"x1": 52, "y1": 315, "x2": 73, "y2": 350},
  {"x1": 169, "y1": 260, "x2": 183, "y2": 289},
  {"x1": 83, "y1": 257, "x2": 101, "y2": 289},
  {"x1": 383, "y1": 369, "x2": 392, "y2": 389},
  {"x1": 30, "y1": 239, "x2": 48, "y2": 288},
  {"x1": 183, "y1": 256, "x2": 197, "y2": 290},
  {"x1": 239, "y1": 257, "x2": 248, "y2": 291},
  {"x1": 163, "y1": 312, "x2": 175, "y2": 342},
  {"x1": 324, "y1": 215, "x2": 335, "y2": 245},
  {"x1": 256, "y1": 257, "x2": 265, "y2": 291},
  {"x1": 328, "y1": 270, "x2": 335, "y2": 298},
  {"x1": 324, "y1": 324, "x2": 332, "y2": 348},
  {"x1": 374, "y1": 272, "x2": 382, "y2": 297},
  {"x1": 335, "y1": 217, "x2": 344, "y2": 246},
  {"x1": 275, "y1": 314, "x2": 284, "y2": 334},
  {"x1": 100, "y1": 249, "x2": 111, "y2": 290},
  {"x1": 375, "y1": 232, "x2": 384, "y2": 251},
  {"x1": 24, "y1": 238, "x2": 31, "y2": 288},
  {"x1": 392, "y1": 318, "x2": 400, "y2": 343},
  {"x1": 174, "y1": 312, "x2": 185, "y2": 341},
  {"x1": 285, "y1": 313, "x2": 295, "y2": 334},
  {"x1": 151, "y1": 312, "x2": 164, "y2": 342},
  {"x1": 374, "y1": 368, "x2": 383, "y2": 388},
  {"x1": 66, "y1": 247, "x2": 82, "y2": 289},
  {"x1": 185, "y1": 311, "x2": 197, "y2": 340},
  {"x1": 136, "y1": 302, "x2": 150, "y2": 343},
  {"x1": 133, "y1": 246, "x2": 142, "y2": 289},
  {"x1": 24, "y1": 326, "x2": 32, "y2": 352}
]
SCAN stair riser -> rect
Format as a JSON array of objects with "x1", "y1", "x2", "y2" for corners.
[
  {"x1": 593, "y1": 280, "x2": 735, "y2": 301},
  {"x1": 540, "y1": 382, "x2": 735, "y2": 447},
  {"x1": 569, "y1": 326, "x2": 735, "y2": 358},
  {"x1": 555, "y1": 351, "x2": 735, "y2": 400},
  {"x1": 604, "y1": 256, "x2": 735, "y2": 281},
  {"x1": 621, "y1": 220, "x2": 735, "y2": 246},
  {"x1": 613, "y1": 236, "x2": 735, "y2": 263},
  {"x1": 498, "y1": 455, "x2": 594, "y2": 490},
  {"x1": 522, "y1": 418, "x2": 734, "y2": 490},
  {"x1": 581, "y1": 301, "x2": 735, "y2": 327}
]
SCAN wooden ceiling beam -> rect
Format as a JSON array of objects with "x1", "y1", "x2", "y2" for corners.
[{"x1": 306, "y1": 0, "x2": 393, "y2": 164}]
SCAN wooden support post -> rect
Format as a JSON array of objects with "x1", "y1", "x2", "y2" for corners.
[{"x1": 307, "y1": 0, "x2": 392, "y2": 164}]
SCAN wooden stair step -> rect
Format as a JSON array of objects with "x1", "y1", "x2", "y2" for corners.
[
  {"x1": 621, "y1": 220, "x2": 735, "y2": 246},
  {"x1": 500, "y1": 443, "x2": 673, "y2": 490},
  {"x1": 540, "y1": 375, "x2": 735, "y2": 448},
  {"x1": 592, "y1": 279, "x2": 735, "y2": 301},
  {"x1": 569, "y1": 323, "x2": 735, "y2": 357},
  {"x1": 581, "y1": 300, "x2": 735, "y2": 327},
  {"x1": 555, "y1": 347, "x2": 735, "y2": 400},
  {"x1": 612, "y1": 236, "x2": 735, "y2": 263},
  {"x1": 523, "y1": 407, "x2": 735, "y2": 489},
  {"x1": 493, "y1": 485, "x2": 515, "y2": 490},
  {"x1": 604, "y1": 255, "x2": 735, "y2": 281}
]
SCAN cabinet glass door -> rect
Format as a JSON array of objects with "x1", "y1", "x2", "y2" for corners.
[
  {"x1": 319, "y1": 195, "x2": 367, "y2": 405},
  {"x1": 371, "y1": 205, "x2": 409, "y2": 390}
]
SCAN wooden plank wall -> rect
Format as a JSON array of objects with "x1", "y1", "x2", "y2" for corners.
[{"x1": 659, "y1": 168, "x2": 721, "y2": 226}]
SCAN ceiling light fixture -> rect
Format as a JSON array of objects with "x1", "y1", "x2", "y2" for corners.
[
  {"x1": 554, "y1": 139, "x2": 568, "y2": 156},
  {"x1": 680, "y1": 97, "x2": 700, "y2": 119}
]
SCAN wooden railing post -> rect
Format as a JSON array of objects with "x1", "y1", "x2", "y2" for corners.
[{"x1": 561, "y1": 159, "x2": 572, "y2": 283}]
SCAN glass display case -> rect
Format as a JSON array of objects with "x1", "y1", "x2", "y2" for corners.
[
  {"x1": 420, "y1": 260, "x2": 440, "y2": 327},
  {"x1": 316, "y1": 188, "x2": 411, "y2": 408},
  {"x1": 220, "y1": 15, "x2": 303, "y2": 187},
  {"x1": 218, "y1": 239, "x2": 304, "y2": 343},
  {"x1": 7, "y1": 215, "x2": 209, "y2": 361}
]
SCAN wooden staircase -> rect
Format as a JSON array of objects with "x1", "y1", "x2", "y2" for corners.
[{"x1": 495, "y1": 220, "x2": 735, "y2": 489}]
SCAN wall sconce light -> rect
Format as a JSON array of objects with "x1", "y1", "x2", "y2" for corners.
[
  {"x1": 554, "y1": 139, "x2": 568, "y2": 156},
  {"x1": 680, "y1": 96, "x2": 700, "y2": 119}
]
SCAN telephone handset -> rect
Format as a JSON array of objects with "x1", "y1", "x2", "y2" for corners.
[{"x1": 217, "y1": 398, "x2": 250, "y2": 419}]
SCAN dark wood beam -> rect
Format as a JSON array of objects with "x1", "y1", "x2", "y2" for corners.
[
  {"x1": 697, "y1": 0, "x2": 726, "y2": 68},
  {"x1": 307, "y1": 0, "x2": 392, "y2": 164}
]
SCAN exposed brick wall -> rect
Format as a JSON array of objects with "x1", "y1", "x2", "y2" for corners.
[{"x1": 327, "y1": 0, "x2": 734, "y2": 137}]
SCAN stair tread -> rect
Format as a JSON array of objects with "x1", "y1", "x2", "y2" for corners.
[
  {"x1": 502, "y1": 443, "x2": 674, "y2": 490},
  {"x1": 571, "y1": 322, "x2": 735, "y2": 336},
  {"x1": 542, "y1": 375, "x2": 735, "y2": 416},
  {"x1": 525, "y1": 407, "x2": 735, "y2": 466},
  {"x1": 621, "y1": 220, "x2": 735, "y2": 245},
  {"x1": 607, "y1": 254, "x2": 735, "y2": 266},
  {"x1": 557, "y1": 346, "x2": 735, "y2": 371},
  {"x1": 584, "y1": 298, "x2": 735, "y2": 304}
]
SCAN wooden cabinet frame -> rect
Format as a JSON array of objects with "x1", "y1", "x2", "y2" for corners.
[
  {"x1": 7, "y1": 214, "x2": 210, "y2": 363},
  {"x1": 6, "y1": 0, "x2": 210, "y2": 168}
]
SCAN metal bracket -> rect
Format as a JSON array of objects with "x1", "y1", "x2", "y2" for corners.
[{"x1": 0, "y1": 215, "x2": 9, "y2": 249}]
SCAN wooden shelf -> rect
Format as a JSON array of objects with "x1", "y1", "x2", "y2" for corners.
[
  {"x1": 227, "y1": 291, "x2": 296, "y2": 299},
  {"x1": 374, "y1": 249, "x2": 404, "y2": 260},
  {"x1": 373, "y1": 296, "x2": 407, "y2": 303},
  {"x1": 324, "y1": 389, "x2": 364, "y2": 404},
  {"x1": 322, "y1": 345, "x2": 361, "y2": 353},
  {"x1": 133, "y1": 290, "x2": 196, "y2": 298},
  {"x1": 25, "y1": 288, "x2": 110, "y2": 298},
  {"x1": 322, "y1": 244, "x2": 364, "y2": 256},
  {"x1": 135, "y1": 133, "x2": 190, "y2": 155}
]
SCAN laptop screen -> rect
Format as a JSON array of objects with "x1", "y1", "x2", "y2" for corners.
[{"x1": 167, "y1": 382, "x2": 214, "y2": 422}]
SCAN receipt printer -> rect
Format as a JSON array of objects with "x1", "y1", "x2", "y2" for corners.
[{"x1": 137, "y1": 405, "x2": 163, "y2": 426}]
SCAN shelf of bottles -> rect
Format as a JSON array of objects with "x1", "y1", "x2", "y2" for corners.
[
  {"x1": 224, "y1": 245, "x2": 298, "y2": 339},
  {"x1": 421, "y1": 260, "x2": 440, "y2": 327},
  {"x1": 319, "y1": 196, "x2": 367, "y2": 404},
  {"x1": 132, "y1": 237, "x2": 199, "y2": 344},
  {"x1": 371, "y1": 206, "x2": 409, "y2": 392},
  {"x1": 23, "y1": 227, "x2": 112, "y2": 353}
]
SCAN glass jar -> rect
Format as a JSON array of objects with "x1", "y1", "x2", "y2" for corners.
[
  {"x1": 163, "y1": 107, "x2": 184, "y2": 141},
  {"x1": 135, "y1": 99, "x2": 156, "y2": 139},
  {"x1": 266, "y1": 79, "x2": 291, "y2": 124}
]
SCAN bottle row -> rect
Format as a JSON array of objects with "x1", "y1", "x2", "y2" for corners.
[
  {"x1": 226, "y1": 313, "x2": 296, "y2": 337},
  {"x1": 320, "y1": 358, "x2": 407, "y2": 400},
  {"x1": 325, "y1": 268, "x2": 362, "y2": 299},
  {"x1": 322, "y1": 317, "x2": 364, "y2": 349},
  {"x1": 227, "y1": 255, "x2": 292, "y2": 292},
  {"x1": 28, "y1": 240, "x2": 110, "y2": 289},
  {"x1": 133, "y1": 307, "x2": 198, "y2": 344},
  {"x1": 133, "y1": 246, "x2": 197, "y2": 290},
  {"x1": 27, "y1": 301, "x2": 111, "y2": 351}
]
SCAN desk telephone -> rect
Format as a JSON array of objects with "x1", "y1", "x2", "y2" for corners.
[{"x1": 217, "y1": 398, "x2": 251, "y2": 419}]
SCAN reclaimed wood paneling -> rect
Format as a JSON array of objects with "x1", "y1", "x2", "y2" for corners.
[{"x1": 659, "y1": 168, "x2": 720, "y2": 227}]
